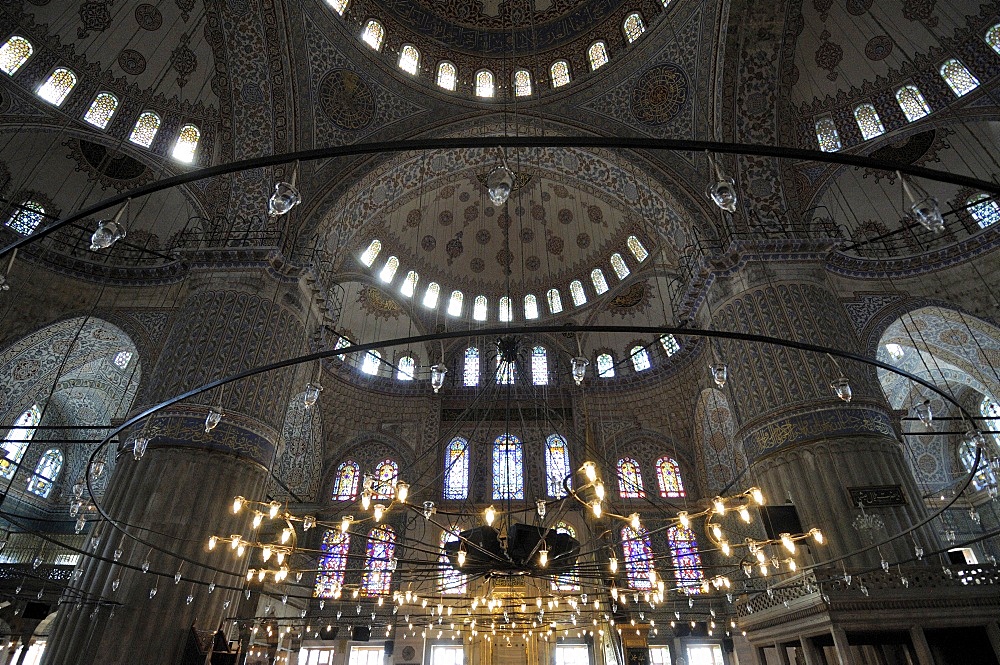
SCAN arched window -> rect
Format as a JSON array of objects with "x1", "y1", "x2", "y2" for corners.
[
  {"x1": 325, "y1": 0, "x2": 349, "y2": 15},
  {"x1": 570, "y1": 280, "x2": 587, "y2": 306},
  {"x1": 884, "y1": 343, "x2": 905, "y2": 360},
  {"x1": 627, "y1": 235, "x2": 649, "y2": 261},
  {"x1": 171, "y1": 124, "x2": 200, "y2": 163},
  {"x1": 896, "y1": 85, "x2": 931, "y2": 122},
  {"x1": 440, "y1": 529, "x2": 467, "y2": 594},
  {"x1": 444, "y1": 437, "x2": 469, "y2": 499},
  {"x1": 853, "y1": 103, "x2": 884, "y2": 140},
  {"x1": 84, "y1": 92, "x2": 119, "y2": 129},
  {"x1": 660, "y1": 334, "x2": 680, "y2": 356},
  {"x1": 473, "y1": 295, "x2": 488, "y2": 321},
  {"x1": 655, "y1": 457, "x2": 685, "y2": 497},
  {"x1": 26, "y1": 448, "x2": 62, "y2": 498},
  {"x1": 331, "y1": 461, "x2": 360, "y2": 500},
  {"x1": 1, "y1": 406, "x2": 39, "y2": 480},
  {"x1": 360, "y1": 239, "x2": 382, "y2": 267},
  {"x1": 610, "y1": 253, "x2": 630, "y2": 280},
  {"x1": 423, "y1": 282, "x2": 440, "y2": 308},
  {"x1": 362, "y1": 20, "x2": 385, "y2": 50},
  {"x1": 379, "y1": 256, "x2": 399, "y2": 282},
  {"x1": 397, "y1": 356, "x2": 415, "y2": 381},
  {"x1": 597, "y1": 353, "x2": 615, "y2": 378},
  {"x1": 545, "y1": 434, "x2": 570, "y2": 497},
  {"x1": 447, "y1": 290, "x2": 464, "y2": 316},
  {"x1": 496, "y1": 353, "x2": 516, "y2": 385},
  {"x1": 667, "y1": 525, "x2": 704, "y2": 593},
  {"x1": 369, "y1": 459, "x2": 398, "y2": 500},
  {"x1": 547, "y1": 288, "x2": 563, "y2": 314},
  {"x1": 940, "y1": 58, "x2": 979, "y2": 97},
  {"x1": 0, "y1": 36, "x2": 33, "y2": 75},
  {"x1": 514, "y1": 69, "x2": 532, "y2": 97},
  {"x1": 815, "y1": 116, "x2": 841, "y2": 152},
  {"x1": 499, "y1": 296, "x2": 513, "y2": 322},
  {"x1": 361, "y1": 525, "x2": 395, "y2": 596},
  {"x1": 361, "y1": 350, "x2": 381, "y2": 376},
  {"x1": 987, "y1": 24, "x2": 1000, "y2": 55},
  {"x1": 621, "y1": 526, "x2": 653, "y2": 590},
  {"x1": 550, "y1": 60, "x2": 570, "y2": 88},
  {"x1": 552, "y1": 522, "x2": 580, "y2": 590},
  {"x1": 475, "y1": 70, "x2": 495, "y2": 98},
  {"x1": 6, "y1": 201, "x2": 45, "y2": 235},
  {"x1": 532, "y1": 346, "x2": 548, "y2": 386},
  {"x1": 401, "y1": 270, "x2": 419, "y2": 297},
  {"x1": 967, "y1": 194, "x2": 1000, "y2": 229},
  {"x1": 464, "y1": 347, "x2": 480, "y2": 387},
  {"x1": 617, "y1": 457, "x2": 645, "y2": 498},
  {"x1": 129, "y1": 111, "x2": 161, "y2": 148},
  {"x1": 524, "y1": 294, "x2": 539, "y2": 319},
  {"x1": 437, "y1": 62, "x2": 457, "y2": 91},
  {"x1": 37, "y1": 67, "x2": 76, "y2": 106},
  {"x1": 588, "y1": 41, "x2": 609, "y2": 71},
  {"x1": 398, "y1": 45, "x2": 420, "y2": 75},
  {"x1": 590, "y1": 268, "x2": 609, "y2": 295},
  {"x1": 630, "y1": 346, "x2": 651, "y2": 372},
  {"x1": 314, "y1": 530, "x2": 350, "y2": 597},
  {"x1": 981, "y1": 396, "x2": 1000, "y2": 447},
  {"x1": 623, "y1": 13, "x2": 645, "y2": 43},
  {"x1": 113, "y1": 350, "x2": 133, "y2": 369},
  {"x1": 492, "y1": 434, "x2": 524, "y2": 500}
]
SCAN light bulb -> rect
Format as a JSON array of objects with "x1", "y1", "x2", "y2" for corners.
[
  {"x1": 208, "y1": 536, "x2": 217, "y2": 550},
  {"x1": 458, "y1": 548, "x2": 466, "y2": 567},
  {"x1": 712, "y1": 524, "x2": 722, "y2": 540},
  {"x1": 430, "y1": 363, "x2": 448, "y2": 393},
  {"x1": 538, "y1": 549, "x2": 548, "y2": 567},
  {"x1": 374, "y1": 503, "x2": 385, "y2": 522},
  {"x1": 910, "y1": 196, "x2": 944, "y2": 233},
  {"x1": 303, "y1": 382, "x2": 323, "y2": 409},
  {"x1": 591, "y1": 500, "x2": 602, "y2": 518},
  {"x1": 281, "y1": 527, "x2": 292, "y2": 543},
  {"x1": 268, "y1": 181, "x2": 301, "y2": 217},
  {"x1": 678, "y1": 511, "x2": 690, "y2": 528},
  {"x1": 713, "y1": 497, "x2": 726, "y2": 515},
  {"x1": 582, "y1": 462, "x2": 598, "y2": 482},
  {"x1": 258, "y1": 569, "x2": 267, "y2": 582},
  {"x1": 486, "y1": 166, "x2": 515, "y2": 206},
  {"x1": 811, "y1": 528, "x2": 824, "y2": 544},
  {"x1": 252, "y1": 512, "x2": 263, "y2": 529},
  {"x1": 570, "y1": 357, "x2": 589, "y2": 385},
  {"x1": 362, "y1": 492, "x2": 371, "y2": 510},
  {"x1": 788, "y1": 559, "x2": 797, "y2": 572},
  {"x1": 230, "y1": 535, "x2": 241, "y2": 549},
  {"x1": 738, "y1": 506, "x2": 751, "y2": 523},
  {"x1": 232, "y1": 496, "x2": 244, "y2": 514},
  {"x1": 595, "y1": 482, "x2": 605, "y2": 501},
  {"x1": 396, "y1": 482, "x2": 409, "y2": 503},
  {"x1": 236, "y1": 543, "x2": 245, "y2": 557},
  {"x1": 262, "y1": 545, "x2": 273, "y2": 562},
  {"x1": 720, "y1": 541, "x2": 731, "y2": 556},
  {"x1": 485, "y1": 505, "x2": 496, "y2": 526},
  {"x1": 205, "y1": 408, "x2": 223, "y2": 433},
  {"x1": 609, "y1": 556, "x2": 618, "y2": 573},
  {"x1": 780, "y1": 533, "x2": 795, "y2": 554},
  {"x1": 89, "y1": 219, "x2": 126, "y2": 251},
  {"x1": 277, "y1": 551, "x2": 286, "y2": 565},
  {"x1": 133, "y1": 436, "x2": 149, "y2": 461},
  {"x1": 610, "y1": 586, "x2": 618, "y2": 601},
  {"x1": 830, "y1": 377, "x2": 852, "y2": 402},
  {"x1": 269, "y1": 501, "x2": 281, "y2": 519},
  {"x1": 750, "y1": 487, "x2": 765, "y2": 505},
  {"x1": 709, "y1": 362, "x2": 727, "y2": 388}
]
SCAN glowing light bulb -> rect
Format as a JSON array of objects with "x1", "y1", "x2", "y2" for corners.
[
  {"x1": 269, "y1": 501, "x2": 281, "y2": 519},
  {"x1": 720, "y1": 541, "x2": 730, "y2": 556},
  {"x1": 595, "y1": 483, "x2": 605, "y2": 500},
  {"x1": 712, "y1": 524, "x2": 722, "y2": 540},
  {"x1": 341, "y1": 515, "x2": 353, "y2": 533},
  {"x1": 811, "y1": 528, "x2": 824, "y2": 544},
  {"x1": 258, "y1": 569, "x2": 266, "y2": 582},
  {"x1": 281, "y1": 527, "x2": 292, "y2": 544},
  {"x1": 713, "y1": 497, "x2": 726, "y2": 515},
  {"x1": 629, "y1": 513, "x2": 640, "y2": 530},
  {"x1": 750, "y1": 487, "x2": 765, "y2": 505},
  {"x1": 458, "y1": 548, "x2": 466, "y2": 567},
  {"x1": 591, "y1": 500, "x2": 602, "y2": 518},
  {"x1": 208, "y1": 536, "x2": 217, "y2": 550},
  {"x1": 232, "y1": 497, "x2": 244, "y2": 514},
  {"x1": 780, "y1": 533, "x2": 796, "y2": 553},
  {"x1": 678, "y1": 511, "x2": 690, "y2": 528},
  {"x1": 788, "y1": 559, "x2": 797, "y2": 572},
  {"x1": 538, "y1": 549, "x2": 548, "y2": 567},
  {"x1": 230, "y1": 535, "x2": 241, "y2": 550},
  {"x1": 609, "y1": 556, "x2": 618, "y2": 573},
  {"x1": 582, "y1": 462, "x2": 597, "y2": 482},
  {"x1": 252, "y1": 512, "x2": 263, "y2": 529},
  {"x1": 262, "y1": 545, "x2": 272, "y2": 562},
  {"x1": 396, "y1": 482, "x2": 409, "y2": 503},
  {"x1": 374, "y1": 504, "x2": 386, "y2": 522},
  {"x1": 276, "y1": 550, "x2": 286, "y2": 565},
  {"x1": 362, "y1": 492, "x2": 371, "y2": 510},
  {"x1": 485, "y1": 505, "x2": 496, "y2": 526}
]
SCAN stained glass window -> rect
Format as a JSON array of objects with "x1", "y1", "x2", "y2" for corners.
[
  {"x1": 896, "y1": 85, "x2": 931, "y2": 122},
  {"x1": 987, "y1": 24, "x2": 1000, "y2": 55},
  {"x1": 667, "y1": 525, "x2": 704, "y2": 593},
  {"x1": 588, "y1": 42, "x2": 609, "y2": 71},
  {"x1": 84, "y1": 92, "x2": 119, "y2": 129},
  {"x1": 6, "y1": 201, "x2": 45, "y2": 235},
  {"x1": 496, "y1": 354, "x2": 516, "y2": 385},
  {"x1": 570, "y1": 280, "x2": 587, "y2": 306},
  {"x1": 37, "y1": 67, "x2": 76, "y2": 106},
  {"x1": 967, "y1": 193, "x2": 1000, "y2": 229},
  {"x1": 550, "y1": 60, "x2": 570, "y2": 88},
  {"x1": 397, "y1": 356, "x2": 415, "y2": 381},
  {"x1": 815, "y1": 116, "x2": 841, "y2": 152},
  {"x1": 499, "y1": 296, "x2": 513, "y2": 322},
  {"x1": 129, "y1": 111, "x2": 161, "y2": 148},
  {"x1": 437, "y1": 62, "x2": 457, "y2": 91},
  {"x1": 660, "y1": 334, "x2": 680, "y2": 356},
  {"x1": 372, "y1": 459, "x2": 399, "y2": 499},
  {"x1": 591, "y1": 268, "x2": 609, "y2": 294},
  {"x1": 627, "y1": 235, "x2": 649, "y2": 261},
  {"x1": 655, "y1": 457, "x2": 685, "y2": 497},
  {"x1": 401, "y1": 270, "x2": 419, "y2": 297},
  {"x1": 492, "y1": 434, "x2": 524, "y2": 500},
  {"x1": 621, "y1": 526, "x2": 653, "y2": 590},
  {"x1": 379, "y1": 256, "x2": 399, "y2": 283},
  {"x1": 610, "y1": 253, "x2": 630, "y2": 280},
  {"x1": 552, "y1": 522, "x2": 580, "y2": 590},
  {"x1": 524, "y1": 294, "x2": 539, "y2": 319},
  {"x1": 981, "y1": 396, "x2": 1000, "y2": 447},
  {"x1": 0, "y1": 36, "x2": 32, "y2": 76},
  {"x1": 476, "y1": 70, "x2": 495, "y2": 98},
  {"x1": 361, "y1": 350, "x2": 381, "y2": 376},
  {"x1": 315, "y1": 529, "x2": 350, "y2": 597},
  {"x1": 113, "y1": 350, "x2": 133, "y2": 368},
  {"x1": 361, "y1": 525, "x2": 395, "y2": 596},
  {"x1": 473, "y1": 295, "x2": 488, "y2": 321},
  {"x1": 597, "y1": 353, "x2": 615, "y2": 378},
  {"x1": 399, "y1": 45, "x2": 420, "y2": 75},
  {"x1": 853, "y1": 104, "x2": 884, "y2": 140},
  {"x1": 26, "y1": 448, "x2": 61, "y2": 498},
  {"x1": 630, "y1": 346, "x2": 651, "y2": 372},
  {"x1": 362, "y1": 20, "x2": 385, "y2": 50},
  {"x1": 332, "y1": 461, "x2": 360, "y2": 500},
  {"x1": 1, "y1": 406, "x2": 39, "y2": 480},
  {"x1": 940, "y1": 58, "x2": 979, "y2": 97},
  {"x1": 423, "y1": 282, "x2": 440, "y2": 308},
  {"x1": 617, "y1": 457, "x2": 645, "y2": 498},
  {"x1": 361, "y1": 239, "x2": 382, "y2": 267},
  {"x1": 464, "y1": 347, "x2": 480, "y2": 387},
  {"x1": 546, "y1": 434, "x2": 570, "y2": 497},
  {"x1": 447, "y1": 290, "x2": 464, "y2": 316},
  {"x1": 444, "y1": 437, "x2": 469, "y2": 499},
  {"x1": 547, "y1": 288, "x2": 563, "y2": 314},
  {"x1": 516, "y1": 346, "x2": 539, "y2": 387},
  {"x1": 325, "y1": 0, "x2": 349, "y2": 15},
  {"x1": 171, "y1": 124, "x2": 200, "y2": 163},
  {"x1": 514, "y1": 69, "x2": 532, "y2": 97},
  {"x1": 440, "y1": 529, "x2": 467, "y2": 593},
  {"x1": 623, "y1": 13, "x2": 645, "y2": 43}
]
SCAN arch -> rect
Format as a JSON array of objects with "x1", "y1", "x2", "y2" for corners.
[
  {"x1": 325, "y1": 0, "x2": 349, "y2": 15},
  {"x1": 360, "y1": 239, "x2": 382, "y2": 266},
  {"x1": 447, "y1": 290, "x2": 464, "y2": 316},
  {"x1": 623, "y1": 13, "x2": 645, "y2": 43},
  {"x1": 627, "y1": 235, "x2": 648, "y2": 261},
  {"x1": 610, "y1": 253, "x2": 630, "y2": 280},
  {"x1": 423, "y1": 282, "x2": 440, "y2": 308},
  {"x1": 379, "y1": 255, "x2": 399, "y2": 282},
  {"x1": 815, "y1": 116, "x2": 841, "y2": 152},
  {"x1": 361, "y1": 524, "x2": 395, "y2": 596},
  {"x1": 84, "y1": 92, "x2": 119, "y2": 130},
  {"x1": 588, "y1": 41, "x2": 609, "y2": 71},
  {"x1": 171, "y1": 124, "x2": 201, "y2": 163},
  {"x1": 591, "y1": 268, "x2": 609, "y2": 294},
  {"x1": 667, "y1": 525, "x2": 704, "y2": 593},
  {"x1": 570, "y1": 280, "x2": 587, "y2": 306},
  {"x1": 545, "y1": 434, "x2": 570, "y2": 497},
  {"x1": 499, "y1": 296, "x2": 513, "y2": 322},
  {"x1": 362, "y1": 20, "x2": 385, "y2": 50},
  {"x1": 0, "y1": 36, "x2": 33, "y2": 75},
  {"x1": 37, "y1": 67, "x2": 76, "y2": 106},
  {"x1": 314, "y1": 529, "x2": 350, "y2": 597},
  {"x1": 331, "y1": 461, "x2": 360, "y2": 500},
  {"x1": 621, "y1": 525, "x2": 653, "y2": 590},
  {"x1": 550, "y1": 60, "x2": 571, "y2": 88},
  {"x1": 629, "y1": 345, "x2": 651, "y2": 372},
  {"x1": 397, "y1": 355, "x2": 415, "y2": 380},
  {"x1": 597, "y1": 352, "x2": 615, "y2": 378},
  {"x1": 444, "y1": 437, "x2": 469, "y2": 499},
  {"x1": 853, "y1": 103, "x2": 884, "y2": 140},
  {"x1": 617, "y1": 457, "x2": 645, "y2": 498},
  {"x1": 398, "y1": 44, "x2": 420, "y2": 75},
  {"x1": 514, "y1": 69, "x2": 532, "y2": 97},
  {"x1": 940, "y1": 58, "x2": 979, "y2": 97},
  {"x1": 987, "y1": 24, "x2": 1000, "y2": 55},
  {"x1": 475, "y1": 69, "x2": 495, "y2": 98},
  {"x1": 492, "y1": 433, "x2": 523, "y2": 500},
  {"x1": 361, "y1": 350, "x2": 381, "y2": 375},
  {"x1": 473, "y1": 295, "x2": 488, "y2": 321},
  {"x1": 547, "y1": 288, "x2": 563, "y2": 314},
  {"x1": 1, "y1": 406, "x2": 40, "y2": 480},
  {"x1": 655, "y1": 456, "x2": 685, "y2": 497},
  {"x1": 371, "y1": 459, "x2": 399, "y2": 499},
  {"x1": 437, "y1": 62, "x2": 457, "y2": 91},
  {"x1": 129, "y1": 111, "x2": 161, "y2": 148},
  {"x1": 524, "y1": 294, "x2": 539, "y2": 320},
  {"x1": 896, "y1": 85, "x2": 931, "y2": 122},
  {"x1": 400, "y1": 270, "x2": 419, "y2": 297}
]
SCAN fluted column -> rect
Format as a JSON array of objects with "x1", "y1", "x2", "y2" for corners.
[{"x1": 44, "y1": 269, "x2": 307, "y2": 665}]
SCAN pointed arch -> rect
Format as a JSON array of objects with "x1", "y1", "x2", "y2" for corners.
[
  {"x1": 314, "y1": 529, "x2": 350, "y2": 597},
  {"x1": 668, "y1": 525, "x2": 704, "y2": 593},
  {"x1": 655, "y1": 457, "x2": 685, "y2": 498},
  {"x1": 621, "y1": 526, "x2": 653, "y2": 590},
  {"x1": 444, "y1": 437, "x2": 469, "y2": 500},
  {"x1": 371, "y1": 459, "x2": 399, "y2": 499},
  {"x1": 617, "y1": 457, "x2": 645, "y2": 498},
  {"x1": 37, "y1": 67, "x2": 76, "y2": 106},
  {"x1": 361, "y1": 525, "x2": 395, "y2": 596},
  {"x1": 588, "y1": 41, "x2": 609, "y2": 71},
  {"x1": 545, "y1": 434, "x2": 570, "y2": 497},
  {"x1": 331, "y1": 461, "x2": 360, "y2": 500},
  {"x1": 362, "y1": 20, "x2": 385, "y2": 50}
]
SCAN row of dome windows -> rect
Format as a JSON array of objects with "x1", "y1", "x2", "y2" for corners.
[
  {"x1": 357, "y1": 236, "x2": 649, "y2": 320},
  {"x1": 814, "y1": 29, "x2": 1000, "y2": 153},
  {"x1": 324, "y1": 0, "x2": 660, "y2": 98},
  {"x1": 0, "y1": 36, "x2": 201, "y2": 162}
]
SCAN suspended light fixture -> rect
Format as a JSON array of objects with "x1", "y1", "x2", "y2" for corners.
[
  {"x1": 705, "y1": 153, "x2": 738, "y2": 213},
  {"x1": 899, "y1": 172, "x2": 944, "y2": 233},
  {"x1": 268, "y1": 162, "x2": 301, "y2": 217},
  {"x1": 422, "y1": 501, "x2": 436, "y2": 519},
  {"x1": 536, "y1": 500, "x2": 546, "y2": 518},
  {"x1": 486, "y1": 164, "x2": 515, "y2": 207},
  {"x1": 205, "y1": 407, "x2": 223, "y2": 433},
  {"x1": 303, "y1": 382, "x2": 323, "y2": 409},
  {"x1": 709, "y1": 362, "x2": 728, "y2": 389},
  {"x1": 484, "y1": 505, "x2": 496, "y2": 526},
  {"x1": 90, "y1": 200, "x2": 129, "y2": 251},
  {"x1": 570, "y1": 357, "x2": 589, "y2": 385},
  {"x1": 914, "y1": 399, "x2": 933, "y2": 428},
  {"x1": 830, "y1": 377, "x2": 852, "y2": 402},
  {"x1": 430, "y1": 363, "x2": 448, "y2": 394},
  {"x1": 133, "y1": 436, "x2": 149, "y2": 461}
]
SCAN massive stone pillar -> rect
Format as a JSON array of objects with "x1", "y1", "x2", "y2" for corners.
[
  {"x1": 43, "y1": 268, "x2": 307, "y2": 665},
  {"x1": 709, "y1": 257, "x2": 932, "y2": 567}
]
